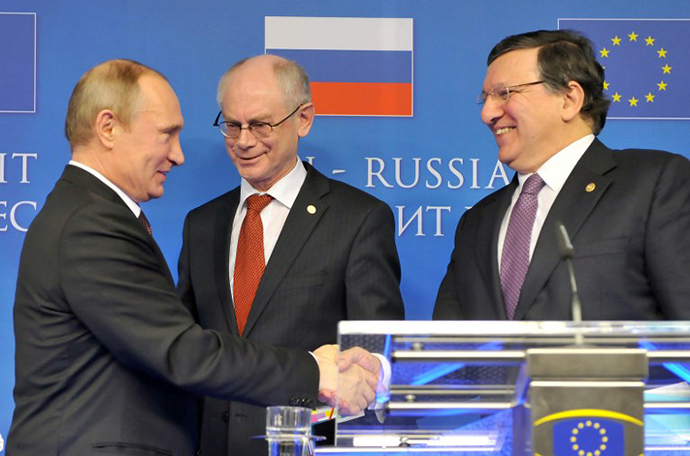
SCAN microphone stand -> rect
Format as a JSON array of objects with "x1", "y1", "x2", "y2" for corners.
[{"x1": 555, "y1": 221, "x2": 583, "y2": 345}]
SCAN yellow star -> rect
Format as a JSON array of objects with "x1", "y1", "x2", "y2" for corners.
[
  {"x1": 612, "y1": 92, "x2": 622, "y2": 102},
  {"x1": 645, "y1": 92, "x2": 655, "y2": 103},
  {"x1": 657, "y1": 80, "x2": 667, "y2": 91},
  {"x1": 657, "y1": 48, "x2": 667, "y2": 58},
  {"x1": 629, "y1": 96, "x2": 639, "y2": 107},
  {"x1": 645, "y1": 36, "x2": 655, "y2": 46},
  {"x1": 662, "y1": 64, "x2": 672, "y2": 74},
  {"x1": 599, "y1": 48, "x2": 610, "y2": 58},
  {"x1": 603, "y1": 81, "x2": 610, "y2": 91},
  {"x1": 629, "y1": 31, "x2": 638, "y2": 41},
  {"x1": 612, "y1": 36, "x2": 622, "y2": 46}
]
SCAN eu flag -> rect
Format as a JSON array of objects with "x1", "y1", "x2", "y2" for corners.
[
  {"x1": 0, "y1": 13, "x2": 36, "y2": 113},
  {"x1": 552, "y1": 417, "x2": 625, "y2": 455},
  {"x1": 559, "y1": 19, "x2": 690, "y2": 119}
]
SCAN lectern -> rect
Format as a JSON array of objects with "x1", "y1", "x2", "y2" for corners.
[{"x1": 320, "y1": 321, "x2": 690, "y2": 455}]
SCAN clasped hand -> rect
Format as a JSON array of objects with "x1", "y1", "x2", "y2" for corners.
[{"x1": 314, "y1": 344, "x2": 381, "y2": 416}]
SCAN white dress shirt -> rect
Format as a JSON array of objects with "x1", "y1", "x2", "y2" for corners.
[
  {"x1": 497, "y1": 134, "x2": 595, "y2": 268},
  {"x1": 228, "y1": 157, "x2": 307, "y2": 296}
]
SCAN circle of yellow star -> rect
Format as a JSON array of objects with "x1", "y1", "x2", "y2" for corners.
[
  {"x1": 603, "y1": 81, "x2": 610, "y2": 91},
  {"x1": 629, "y1": 96, "x2": 639, "y2": 107},
  {"x1": 657, "y1": 81, "x2": 668, "y2": 91},
  {"x1": 629, "y1": 31, "x2": 638, "y2": 41},
  {"x1": 599, "y1": 48, "x2": 610, "y2": 58},
  {"x1": 612, "y1": 36, "x2": 622, "y2": 46},
  {"x1": 612, "y1": 92, "x2": 622, "y2": 102},
  {"x1": 646, "y1": 92, "x2": 655, "y2": 103},
  {"x1": 662, "y1": 64, "x2": 672, "y2": 74},
  {"x1": 645, "y1": 36, "x2": 655, "y2": 46},
  {"x1": 657, "y1": 48, "x2": 668, "y2": 58}
]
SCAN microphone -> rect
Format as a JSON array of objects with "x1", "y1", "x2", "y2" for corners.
[{"x1": 555, "y1": 222, "x2": 582, "y2": 323}]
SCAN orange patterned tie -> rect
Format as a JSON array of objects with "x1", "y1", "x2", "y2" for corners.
[{"x1": 233, "y1": 194, "x2": 273, "y2": 336}]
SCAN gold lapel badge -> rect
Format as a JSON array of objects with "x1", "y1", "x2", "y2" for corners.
[
  {"x1": 307, "y1": 205, "x2": 317, "y2": 214},
  {"x1": 586, "y1": 183, "x2": 596, "y2": 193}
]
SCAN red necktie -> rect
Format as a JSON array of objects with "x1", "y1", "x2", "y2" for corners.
[{"x1": 234, "y1": 194, "x2": 273, "y2": 336}]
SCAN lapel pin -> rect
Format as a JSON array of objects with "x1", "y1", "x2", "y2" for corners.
[
  {"x1": 307, "y1": 205, "x2": 317, "y2": 214},
  {"x1": 586, "y1": 183, "x2": 596, "y2": 193}
]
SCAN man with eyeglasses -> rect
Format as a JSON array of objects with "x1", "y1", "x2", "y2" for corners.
[
  {"x1": 177, "y1": 54, "x2": 405, "y2": 455},
  {"x1": 434, "y1": 29, "x2": 690, "y2": 321}
]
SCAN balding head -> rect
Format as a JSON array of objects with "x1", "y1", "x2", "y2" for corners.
[{"x1": 217, "y1": 54, "x2": 311, "y2": 111}]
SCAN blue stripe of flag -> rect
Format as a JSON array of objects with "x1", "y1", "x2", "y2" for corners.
[
  {"x1": 0, "y1": 14, "x2": 35, "y2": 112},
  {"x1": 266, "y1": 49, "x2": 412, "y2": 83}
]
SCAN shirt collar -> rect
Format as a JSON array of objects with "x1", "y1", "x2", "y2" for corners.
[
  {"x1": 68, "y1": 160, "x2": 141, "y2": 217},
  {"x1": 239, "y1": 157, "x2": 307, "y2": 209},
  {"x1": 517, "y1": 134, "x2": 595, "y2": 192}
]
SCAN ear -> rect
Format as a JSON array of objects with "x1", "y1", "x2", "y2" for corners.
[
  {"x1": 94, "y1": 109, "x2": 118, "y2": 149},
  {"x1": 561, "y1": 81, "x2": 585, "y2": 123},
  {"x1": 297, "y1": 102, "x2": 315, "y2": 138}
]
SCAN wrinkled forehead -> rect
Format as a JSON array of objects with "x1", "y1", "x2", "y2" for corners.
[{"x1": 222, "y1": 70, "x2": 286, "y2": 117}]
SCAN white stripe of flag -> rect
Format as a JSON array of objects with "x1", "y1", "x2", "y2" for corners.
[{"x1": 265, "y1": 16, "x2": 413, "y2": 51}]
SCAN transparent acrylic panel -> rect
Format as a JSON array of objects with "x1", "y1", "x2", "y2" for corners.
[{"x1": 330, "y1": 321, "x2": 690, "y2": 455}]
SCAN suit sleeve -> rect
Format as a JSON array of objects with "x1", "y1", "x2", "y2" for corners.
[
  {"x1": 645, "y1": 153, "x2": 690, "y2": 318},
  {"x1": 344, "y1": 200, "x2": 405, "y2": 320},
  {"x1": 433, "y1": 212, "x2": 468, "y2": 319},
  {"x1": 59, "y1": 202, "x2": 319, "y2": 406}
]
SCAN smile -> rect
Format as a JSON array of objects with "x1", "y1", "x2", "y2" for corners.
[{"x1": 496, "y1": 127, "x2": 515, "y2": 136}]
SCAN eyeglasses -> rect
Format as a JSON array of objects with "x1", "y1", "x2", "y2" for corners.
[
  {"x1": 477, "y1": 81, "x2": 545, "y2": 105},
  {"x1": 213, "y1": 104, "x2": 303, "y2": 140}
]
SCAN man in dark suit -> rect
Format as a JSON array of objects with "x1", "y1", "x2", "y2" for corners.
[
  {"x1": 177, "y1": 55, "x2": 405, "y2": 454},
  {"x1": 7, "y1": 59, "x2": 381, "y2": 456},
  {"x1": 434, "y1": 30, "x2": 690, "y2": 321}
]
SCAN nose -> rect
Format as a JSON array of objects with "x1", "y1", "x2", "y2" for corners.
[
  {"x1": 480, "y1": 97, "x2": 504, "y2": 126},
  {"x1": 234, "y1": 126, "x2": 257, "y2": 149},
  {"x1": 170, "y1": 136, "x2": 185, "y2": 166}
]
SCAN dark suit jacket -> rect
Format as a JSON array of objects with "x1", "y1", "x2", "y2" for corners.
[
  {"x1": 434, "y1": 139, "x2": 690, "y2": 321},
  {"x1": 177, "y1": 162, "x2": 405, "y2": 455},
  {"x1": 8, "y1": 165, "x2": 319, "y2": 456}
]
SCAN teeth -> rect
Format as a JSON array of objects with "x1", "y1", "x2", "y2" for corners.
[{"x1": 496, "y1": 127, "x2": 514, "y2": 135}]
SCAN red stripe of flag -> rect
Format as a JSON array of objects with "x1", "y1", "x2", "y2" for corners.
[{"x1": 311, "y1": 82, "x2": 412, "y2": 116}]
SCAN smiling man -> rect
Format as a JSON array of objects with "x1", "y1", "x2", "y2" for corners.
[
  {"x1": 433, "y1": 30, "x2": 690, "y2": 321},
  {"x1": 177, "y1": 54, "x2": 405, "y2": 455},
  {"x1": 8, "y1": 59, "x2": 382, "y2": 456}
]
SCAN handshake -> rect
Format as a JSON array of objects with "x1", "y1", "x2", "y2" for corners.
[{"x1": 313, "y1": 345, "x2": 383, "y2": 416}]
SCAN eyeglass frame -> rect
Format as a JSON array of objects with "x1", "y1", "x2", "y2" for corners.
[
  {"x1": 477, "y1": 80, "x2": 545, "y2": 105},
  {"x1": 213, "y1": 104, "x2": 305, "y2": 139}
]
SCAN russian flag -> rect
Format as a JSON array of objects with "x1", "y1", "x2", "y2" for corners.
[{"x1": 265, "y1": 16, "x2": 413, "y2": 117}]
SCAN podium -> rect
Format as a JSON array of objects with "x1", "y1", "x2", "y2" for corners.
[{"x1": 321, "y1": 321, "x2": 690, "y2": 455}]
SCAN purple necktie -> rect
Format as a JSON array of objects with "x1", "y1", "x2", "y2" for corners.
[{"x1": 500, "y1": 173, "x2": 545, "y2": 319}]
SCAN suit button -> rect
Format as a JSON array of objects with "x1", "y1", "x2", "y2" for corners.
[{"x1": 222, "y1": 412, "x2": 230, "y2": 423}]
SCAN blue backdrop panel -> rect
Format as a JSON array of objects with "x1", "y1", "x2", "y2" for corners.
[{"x1": 1, "y1": 1, "x2": 689, "y2": 450}]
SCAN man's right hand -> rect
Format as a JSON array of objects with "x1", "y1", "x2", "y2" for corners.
[{"x1": 314, "y1": 345, "x2": 378, "y2": 416}]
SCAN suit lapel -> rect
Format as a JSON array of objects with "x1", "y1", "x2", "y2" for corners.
[
  {"x1": 477, "y1": 180, "x2": 516, "y2": 319},
  {"x1": 513, "y1": 139, "x2": 616, "y2": 320},
  {"x1": 62, "y1": 165, "x2": 176, "y2": 286},
  {"x1": 216, "y1": 191, "x2": 241, "y2": 336},
  {"x1": 242, "y1": 164, "x2": 329, "y2": 338}
]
